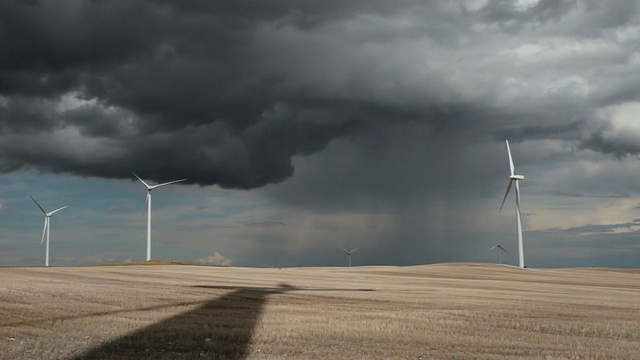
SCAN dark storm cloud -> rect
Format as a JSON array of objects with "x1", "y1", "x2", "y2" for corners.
[
  {"x1": 0, "y1": 0, "x2": 382, "y2": 187},
  {"x1": 580, "y1": 0, "x2": 639, "y2": 31},
  {"x1": 471, "y1": 0, "x2": 576, "y2": 34},
  {"x1": 580, "y1": 125, "x2": 640, "y2": 159},
  {"x1": 1, "y1": 0, "x2": 640, "y2": 192},
  {"x1": 494, "y1": 121, "x2": 584, "y2": 142}
]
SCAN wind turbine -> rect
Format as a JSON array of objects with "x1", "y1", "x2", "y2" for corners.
[
  {"x1": 485, "y1": 244, "x2": 512, "y2": 265},
  {"x1": 499, "y1": 140, "x2": 526, "y2": 268},
  {"x1": 30, "y1": 196, "x2": 68, "y2": 267},
  {"x1": 133, "y1": 173, "x2": 187, "y2": 261},
  {"x1": 340, "y1": 246, "x2": 359, "y2": 267}
]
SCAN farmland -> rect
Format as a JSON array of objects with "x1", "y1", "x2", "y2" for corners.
[{"x1": 1, "y1": 263, "x2": 639, "y2": 359}]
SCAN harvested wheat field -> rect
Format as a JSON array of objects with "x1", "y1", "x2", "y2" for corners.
[{"x1": 1, "y1": 263, "x2": 640, "y2": 359}]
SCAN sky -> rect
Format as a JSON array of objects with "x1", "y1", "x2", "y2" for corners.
[{"x1": 1, "y1": 0, "x2": 640, "y2": 268}]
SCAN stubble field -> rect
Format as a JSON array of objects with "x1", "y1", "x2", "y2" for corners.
[{"x1": 1, "y1": 263, "x2": 639, "y2": 359}]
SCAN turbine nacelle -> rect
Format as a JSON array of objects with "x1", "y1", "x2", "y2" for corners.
[
  {"x1": 487, "y1": 244, "x2": 512, "y2": 257},
  {"x1": 133, "y1": 172, "x2": 187, "y2": 191},
  {"x1": 45, "y1": 206, "x2": 68, "y2": 218},
  {"x1": 509, "y1": 175, "x2": 525, "y2": 181},
  {"x1": 485, "y1": 244, "x2": 513, "y2": 264},
  {"x1": 340, "y1": 246, "x2": 359, "y2": 255}
]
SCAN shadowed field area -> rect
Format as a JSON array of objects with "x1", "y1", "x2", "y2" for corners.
[
  {"x1": 1, "y1": 263, "x2": 639, "y2": 359},
  {"x1": 72, "y1": 287, "x2": 274, "y2": 359}
]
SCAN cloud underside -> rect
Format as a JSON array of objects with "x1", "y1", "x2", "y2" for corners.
[{"x1": 0, "y1": 0, "x2": 639, "y2": 192}]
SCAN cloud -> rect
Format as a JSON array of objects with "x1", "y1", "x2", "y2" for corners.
[
  {"x1": 2, "y1": 1, "x2": 640, "y2": 267},
  {"x1": 239, "y1": 220, "x2": 286, "y2": 228},
  {"x1": 179, "y1": 223, "x2": 237, "y2": 231},
  {"x1": 1, "y1": 0, "x2": 637, "y2": 190},
  {"x1": 0, "y1": 0, "x2": 371, "y2": 188},
  {"x1": 195, "y1": 252, "x2": 232, "y2": 266},
  {"x1": 522, "y1": 217, "x2": 640, "y2": 268},
  {"x1": 105, "y1": 205, "x2": 131, "y2": 214},
  {"x1": 470, "y1": 0, "x2": 576, "y2": 34},
  {"x1": 538, "y1": 218, "x2": 640, "y2": 237}
]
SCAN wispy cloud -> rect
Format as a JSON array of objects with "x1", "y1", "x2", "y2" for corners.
[
  {"x1": 239, "y1": 220, "x2": 286, "y2": 228},
  {"x1": 179, "y1": 223, "x2": 238, "y2": 231},
  {"x1": 0, "y1": 202, "x2": 12, "y2": 214},
  {"x1": 194, "y1": 252, "x2": 232, "y2": 266},
  {"x1": 105, "y1": 205, "x2": 131, "y2": 214}
]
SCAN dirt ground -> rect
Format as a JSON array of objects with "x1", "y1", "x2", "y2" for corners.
[{"x1": 1, "y1": 263, "x2": 639, "y2": 359}]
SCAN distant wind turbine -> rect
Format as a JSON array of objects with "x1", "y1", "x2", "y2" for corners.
[
  {"x1": 498, "y1": 140, "x2": 526, "y2": 268},
  {"x1": 340, "y1": 246, "x2": 359, "y2": 267},
  {"x1": 30, "y1": 196, "x2": 68, "y2": 267},
  {"x1": 133, "y1": 173, "x2": 186, "y2": 261},
  {"x1": 485, "y1": 244, "x2": 512, "y2": 265}
]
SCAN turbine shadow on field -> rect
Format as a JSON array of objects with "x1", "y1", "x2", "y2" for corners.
[
  {"x1": 192, "y1": 284, "x2": 375, "y2": 292},
  {"x1": 72, "y1": 284, "x2": 293, "y2": 360}
]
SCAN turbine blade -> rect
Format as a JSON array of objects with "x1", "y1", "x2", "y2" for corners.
[
  {"x1": 351, "y1": 248, "x2": 360, "y2": 253},
  {"x1": 133, "y1": 172, "x2": 151, "y2": 188},
  {"x1": 499, "y1": 179, "x2": 514, "y2": 213},
  {"x1": 483, "y1": 245, "x2": 498, "y2": 252},
  {"x1": 340, "y1": 246, "x2": 349, "y2": 253},
  {"x1": 498, "y1": 245, "x2": 513, "y2": 258},
  {"x1": 150, "y1": 178, "x2": 187, "y2": 190},
  {"x1": 41, "y1": 217, "x2": 48, "y2": 245},
  {"x1": 30, "y1": 195, "x2": 47, "y2": 215},
  {"x1": 50, "y1": 206, "x2": 68, "y2": 215},
  {"x1": 506, "y1": 140, "x2": 515, "y2": 176}
]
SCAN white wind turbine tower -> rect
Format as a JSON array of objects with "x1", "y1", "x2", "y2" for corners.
[
  {"x1": 30, "y1": 196, "x2": 68, "y2": 267},
  {"x1": 133, "y1": 173, "x2": 186, "y2": 261},
  {"x1": 340, "y1": 246, "x2": 359, "y2": 267},
  {"x1": 499, "y1": 140, "x2": 526, "y2": 268},
  {"x1": 485, "y1": 244, "x2": 512, "y2": 265}
]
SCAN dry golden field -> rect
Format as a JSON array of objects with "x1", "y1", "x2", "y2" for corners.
[{"x1": 1, "y1": 263, "x2": 640, "y2": 359}]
